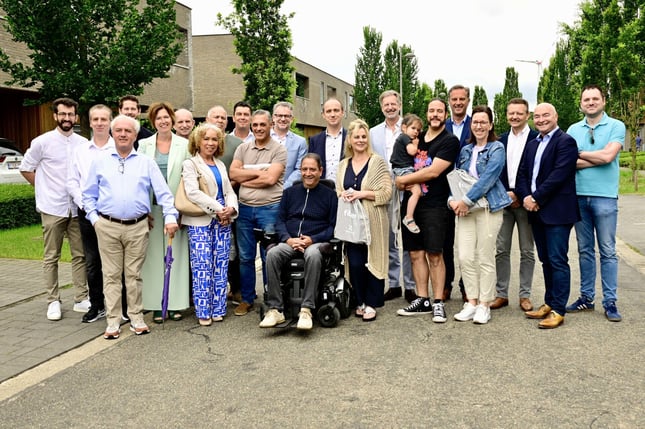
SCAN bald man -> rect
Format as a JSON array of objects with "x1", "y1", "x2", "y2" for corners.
[
  {"x1": 174, "y1": 108, "x2": 195, "y2": 139},
  {"x1": 515, "y1": 103, "x2": 579, "y2": 329}
]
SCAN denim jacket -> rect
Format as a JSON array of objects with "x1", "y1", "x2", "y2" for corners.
[{"x1": 453, "y1": 141, "x2": 512, "y2": 213}]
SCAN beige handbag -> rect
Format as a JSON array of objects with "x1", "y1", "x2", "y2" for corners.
[{"x1": 175, "y1": 159, "x2": 208, "y2": 217}]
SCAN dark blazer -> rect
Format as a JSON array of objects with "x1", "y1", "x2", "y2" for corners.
[
  {"x1": 308, "y1": 128, "x2": 347, "y2": 179},
  {"x1": 446, "y1": 115, "x2": 472, "y2": 149},
  {"x1": 498, "y1": 128, "x2": 540, "y2": 191},
  {"x1": 515, "y1": 128, "x2": 580, "y2": 225}
]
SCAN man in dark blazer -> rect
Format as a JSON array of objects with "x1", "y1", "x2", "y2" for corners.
[
  {"x1": 515, "y1": 103, "x2": 580, "y2": 329},
  {"x1": 308, "y1": 98, "x2": 347, "y2": 181},
  {"x1": 492, "y1": 98, "x2": 540, "y2": 312}
]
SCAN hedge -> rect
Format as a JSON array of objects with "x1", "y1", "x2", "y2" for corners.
[{"x1": 0, "y1": 184, "x2": 40, "y2": 229}]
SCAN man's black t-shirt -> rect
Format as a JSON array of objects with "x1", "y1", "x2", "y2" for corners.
[{"x1": 414, "y1": 128, "x2": 460, "y2": 208}]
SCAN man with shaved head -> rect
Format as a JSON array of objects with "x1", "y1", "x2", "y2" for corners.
[
  {"x1": 515, "y1": 103, "x2": 579, "y2": 329},
  {"x1": 173, "y1": 108, "x2": 195, "y2": 139}
]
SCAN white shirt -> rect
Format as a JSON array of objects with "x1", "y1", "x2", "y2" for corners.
[
  {"x1": 384, "y1": 121, "x2": 402, "y2": 167},
  {"x1": 230, "y1": 129, "x2": 254, "y2": 143},
  {"x1": 506, "y1": 124, "x2": 531, "y2": 189},
  {"x1": 324, "y1": 129, "x2": 343, "y2": 181},
  {"x1": 20, "y1": 128, "x2": 88, "y2": 217},
  {"x1": 67, "y1": 136, "x2": 115, "y2": 208}
]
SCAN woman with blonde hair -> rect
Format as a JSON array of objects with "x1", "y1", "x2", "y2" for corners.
[
  {"x1": 336, "y1": 119, "x2": 391, "y2": 321},
  {"x1": 182, "y1": 123, "x2": 238, "y2": 325}
]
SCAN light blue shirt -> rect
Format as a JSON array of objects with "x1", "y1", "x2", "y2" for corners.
[
  {"x1": 567, "y1": 112, "x2": 625, "y2": 198},
  {"x1": 531, "y1": 128, "x2": 558, "y2": 193},
  {"x1": 82, "y1": 148, "x2": 178, "y2": 225},
  {"x1": 270, "y1": 129, "x2": 307, "y2": 188}
]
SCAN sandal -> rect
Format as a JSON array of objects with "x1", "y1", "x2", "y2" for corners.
[
  {"x1": 363, "y1": 306, "x2": 377, "y2": 322},
  {"x1": 168, "y1": 311, "x2": 183, "y2": 321},
  {"x1": 403, "y1": 217, "x2": 420, "y2": 234},
  {"x1": 355, "y1": 304, "x2": 365, "y2": 317},
  {"x1": 152, "y1": 311, "x2": 164, "y2": 324}
]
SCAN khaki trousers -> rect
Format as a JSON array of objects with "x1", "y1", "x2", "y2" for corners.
[
  {"x1": 41, "y1": 212, "x2": 87, "y2": 303},
  {"x1": 94, "y1": 218, "x2": 149, "y2": 327}
]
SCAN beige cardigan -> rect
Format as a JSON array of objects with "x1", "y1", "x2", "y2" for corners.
[
  {"x1": 336, "y1": 153, "x2": 392, "y2": 279},
  {"x1": 180, "y1": 155, "x2": 238, "y2": 227}
]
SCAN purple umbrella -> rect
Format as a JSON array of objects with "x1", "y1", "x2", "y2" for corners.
[{"x1": 161, "y1": 236, "x2": 174, "y2": 325}]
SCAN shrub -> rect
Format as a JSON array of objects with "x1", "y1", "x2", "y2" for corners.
[
  {"x1": 619, "y1": 151, "x2": 645, "y2": 170},
  {"x1": 0, "y1": 184, "x2": 40, "y2": 229}
]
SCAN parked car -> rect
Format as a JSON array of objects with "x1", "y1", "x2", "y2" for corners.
[{"x1": 0, "y1": 138, "x2": 28, "y2": 184}]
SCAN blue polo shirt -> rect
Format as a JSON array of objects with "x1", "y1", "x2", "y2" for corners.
[{"x1": 567, "y1": 112, "x2": 625, "y2": 198}]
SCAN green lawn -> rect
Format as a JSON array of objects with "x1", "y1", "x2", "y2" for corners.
[
  {"x1": 0, "y1": 224, "x2": 72, "y2": 262},
  {"x1": 619, "y1": 169, "x2": 645, "y2": 195}
]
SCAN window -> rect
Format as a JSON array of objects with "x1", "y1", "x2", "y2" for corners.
[{"x1": 296, "y1": 73, "x2": 309, "y2": 99}]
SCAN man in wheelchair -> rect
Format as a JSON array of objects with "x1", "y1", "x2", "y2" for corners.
[{"x1": 259, "y1": 153, "x2": 338, "y2": 330}]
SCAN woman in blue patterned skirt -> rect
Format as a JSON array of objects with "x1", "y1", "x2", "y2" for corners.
[{"x1": 181, "y1": 123, "x2": 238, "y2": 325}]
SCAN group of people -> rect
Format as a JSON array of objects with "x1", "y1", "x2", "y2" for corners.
[{"x1": 20, "y1": 82, "x2": 624, "y2": 339}]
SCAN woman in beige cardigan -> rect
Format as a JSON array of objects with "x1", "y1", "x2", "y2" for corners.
[
  {"x1": 336, "y1": 119, "x2": 392, "y2": 321},
  {"x1": 182, "y1": 124, "x2": 238, "y2": 325}
]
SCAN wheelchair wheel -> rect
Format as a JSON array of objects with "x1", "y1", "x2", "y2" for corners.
[{"x1": 317, "y1": 305, "x2": 341, "y2": 328}]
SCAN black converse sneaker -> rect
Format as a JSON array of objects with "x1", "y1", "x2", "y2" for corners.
[{"x1": 397, "y1": 297, "x2": 432, "y2": 316}]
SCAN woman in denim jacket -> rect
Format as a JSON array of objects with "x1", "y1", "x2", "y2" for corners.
[{"x1": 449, "y1": 106, "x2": 511, "y2": 324}]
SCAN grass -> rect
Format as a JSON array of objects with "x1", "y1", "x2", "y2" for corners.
[
  {"x1": 0, "y1": 224, "x2": 72, "y2": 262},
  {"x1": 619, "y1": 169, "x2": 645, "y2": 195}
]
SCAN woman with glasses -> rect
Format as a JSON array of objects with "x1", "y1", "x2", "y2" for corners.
[
  {"x1": 449, "y1": 106, "x2": 511, "y2": 325},
  {"x1": 138, "y1": 101, "x2": 191, "y2": 323}
]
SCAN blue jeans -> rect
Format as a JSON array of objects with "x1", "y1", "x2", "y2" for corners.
[
  {"x1": 236, "y1": 202, "x2": 280, "y2": 305},
  {"x1": 574, "y1": 196, "x2": 618, "y2": 306},
  {"x1": 531, "y1": 221, "x2": 573, "y2": 315}
]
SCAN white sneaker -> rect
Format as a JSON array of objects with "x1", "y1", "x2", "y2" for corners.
[
  {"x1": 296, "y1": 308, "x2": 313, "y2": 330},
  {"x1": 473, "y1": 304, "x2": 491, "y2": 324},
  {"x1": 73, "y1": 299, "x2": 91, "y2": 313},
  {"x1": 47, "y1": 301, "x2": 62, "y2": 321},
  {"x1": 259, "y1": 309, "x2": 285, "y2": 328},
  {"x1": 454, "y1": 302, "x2": 477, "y2": 321}
]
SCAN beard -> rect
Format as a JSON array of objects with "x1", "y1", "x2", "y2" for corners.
[
  {"x1": 57, "y1": 118, "x2": 74, "y2": 132},
  {"x1": 428, "y1": 117, "x2": 446, "y2": 130}
]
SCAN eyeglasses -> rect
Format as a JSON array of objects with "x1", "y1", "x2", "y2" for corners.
[
  {"x1": 118, "y1": 158, "x2": 125, "y2": 174},
  {"x1": 273, "y1": 114, "x2": 292, "y2": 119},
  {"x1": 57, "y1": 112, "x2": 76, "y2": 118},
  {"x1": 472, "y1": 121, "x2": 490, "y2": 127},
  {"x1": 589, "y1": 127, "x2": 595, "y2": 144}
]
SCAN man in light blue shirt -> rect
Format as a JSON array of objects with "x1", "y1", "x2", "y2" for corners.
[
  {"x1": 566, "y1": 85, "x2": 625, "y2": 322},
  {"x1": 270, "y1": 101, "x2": 307, "y2": 188},
  {"x1": 83, "y1": 115, "x2": 179, "y2": 339}
]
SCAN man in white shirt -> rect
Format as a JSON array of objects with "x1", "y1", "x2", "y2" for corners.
[
  {"x1": 67, "y1": 104, "x2": 115, "y2": 323},
  {"x1": 370, "y1": 90, "x2": 416, "y2": 303},
  {"x1": 492, "y1": 98, "x2": 539, "y2": 312},
  {"x1": 20, "y1": 97, "x2": 88, "y2": 321},
  {"x1": 230, "y1": 101, "x2": 255, "y2": 143},
  {"x1": 308, "y1": 98, "x2": 347, "y2": 182}
]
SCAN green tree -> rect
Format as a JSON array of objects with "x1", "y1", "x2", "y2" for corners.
[
  {"x1": 0, "y1": 0, "x2": 183, "y2": 136},
  {"x1": 472, "y1": 85, "x2": 488, "y2": 107},
  {"x1": 383, "y1": 41, "x2": 418, "y2": 115},
  {"x1": 432, "y1": 79, "x2": 449, "y2": 102},
  {"x1": 410, "y1": 82, "x2": 432, "y2": 120},
  {"x1": 217, "y1": 0, "x2": 295, "y2": 111},
  {"x1": 493, "y1": 67, "x2": 522, "y2": 134},
  {"x1": 618, "y1": 92, "x2": 645, "y2": 190},
  {"x1": 538, "y1": 40, "x2": 580, "y2": 130},
  {"x1": 354, "y1": 26, "x2": 385, "y2": 127}
]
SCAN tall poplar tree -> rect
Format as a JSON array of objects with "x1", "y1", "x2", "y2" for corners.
[
  {"x1": 354, "y1": 26, "x2": 385, "y2": 127},
  {"x1": 493, "y1": 67, "x2": 522, "y2": 134}
]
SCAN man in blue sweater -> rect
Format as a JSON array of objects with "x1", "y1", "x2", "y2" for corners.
[{"x1": 260, "y1": 153, "x2": 338, "y2": 330}]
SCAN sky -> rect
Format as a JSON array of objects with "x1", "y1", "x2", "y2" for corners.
[{"x1": 178, "y1": 0, "x2": 583, "y2": 109}]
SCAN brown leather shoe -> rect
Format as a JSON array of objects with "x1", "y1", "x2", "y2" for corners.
[
  {"x1": 490, "y1": 297, "x2": 509, "y2": 310},
  {"x1": 538, "y1": 311, "x2": 564, "y2": 329},
  {"x1": 519, "y1": 298, "x2": 533, "y2": 311},
  {"x1": 525, "y1": 304, "x2": 552, "y2": 319},
  {"x1": 234, "y1": 302, "x2": 253, "y2": 316}
]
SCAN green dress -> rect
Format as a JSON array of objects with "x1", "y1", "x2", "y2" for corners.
[{"x1": 138, "y1": 133, "x2": 191, "y2": 312}]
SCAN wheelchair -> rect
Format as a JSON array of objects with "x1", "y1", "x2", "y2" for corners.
[{"x1": 255, "y1": 228, "x2": 353, "y2": 328}]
